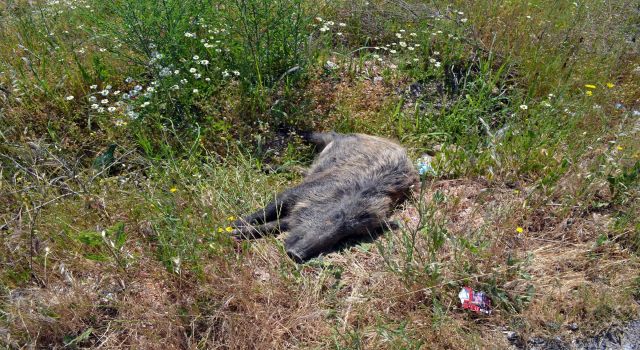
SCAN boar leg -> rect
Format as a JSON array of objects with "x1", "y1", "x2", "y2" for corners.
[
  {"x1": 233, "y1": 177, "x2": 327, "y2": 228},
  {"x1": 231, "y1": 195, "x2": 285, "y2": 227},
  {"x1": 231, "y1": 220, "x2": 289, "y2": 239}
]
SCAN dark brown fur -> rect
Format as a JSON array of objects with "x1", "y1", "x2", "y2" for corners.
[{"x1": 232, "y1": 132, "x2": 419, "y2": 262}]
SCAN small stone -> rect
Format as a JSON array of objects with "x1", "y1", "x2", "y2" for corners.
[{"x1": 324, "y1": 60, "x2": 339, "y2": 70}]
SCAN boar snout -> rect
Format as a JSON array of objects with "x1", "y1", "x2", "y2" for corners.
[{"x1": 284, "y1": 225, "x2": 345, "y2": 262}]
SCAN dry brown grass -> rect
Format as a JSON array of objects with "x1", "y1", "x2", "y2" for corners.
[{"x1": 2, "y1": 165, "x2": 638, "y2": 348}]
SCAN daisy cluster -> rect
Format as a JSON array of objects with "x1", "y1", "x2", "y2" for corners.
[
  {"x1": 72, "y1": 20, "x2": 244, "y2": 127},
  {"x1": 147, "y1": 21, "x2": 241, "y2": 92},
  {"x1": 314, "y1": 10, "x2": 469, "y2": 73},
  {"x1": 43, "y1": 0, "x2": 92, "y2": 15},
  {"x1": 315, "y1": 18, "x2": 425, "y2": 70},
  {"x1": 83, "y1": 78, "x2": 153, "y2": 126}
]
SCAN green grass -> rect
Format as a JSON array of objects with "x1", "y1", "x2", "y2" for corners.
[{"x1": 1, "y1": 0, "x2": 639, "y2": 348}]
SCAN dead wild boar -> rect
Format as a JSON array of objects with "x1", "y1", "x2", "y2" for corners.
[{"x1": 232, "y1": 132, "x2": 419, "y2": 262}]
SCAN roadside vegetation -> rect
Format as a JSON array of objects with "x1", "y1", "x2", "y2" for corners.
[{"x1": 1, "y1": 0, "x2": 639, "y2": 348}]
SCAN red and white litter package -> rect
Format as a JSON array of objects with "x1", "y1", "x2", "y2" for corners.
[{"x1": 459, "y1": 286, "x2": 492, "y2": 315}]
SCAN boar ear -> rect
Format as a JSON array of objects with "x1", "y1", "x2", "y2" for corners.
[{"x1": 301, "y1": 131, "x2": 339, "y2": 150}]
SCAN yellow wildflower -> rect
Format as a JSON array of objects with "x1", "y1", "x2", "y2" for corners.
[
  {"x1": 617, "y1": 146, "x2": 623, "y2": 151},
  {"x1": 584, "y1": 84, "x2": 596, "y2": 89},
  {"x1": 217, "y1": 227, "x2": 223, "y2": 233},
  {"x1": 516, "y1": 227, "x2": 524, "y2": 233},
  {"x1": 170, "y1": 187, "x2": 177, "y2": 193},
  {"x1": 606, "y1": 82, "x2": 614, "y2": 88},
  {"x1": 227, "y1": 216, "x2": 236, "y2": 221},
  {"x1": 225, "y1": 226, "x2": 233, "y2": 233},
  {"x1": 586, "y1": 90, "x2": 593, "y2": 96}
]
